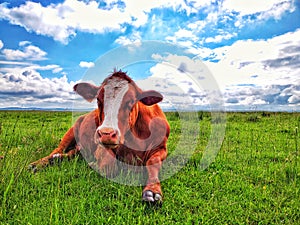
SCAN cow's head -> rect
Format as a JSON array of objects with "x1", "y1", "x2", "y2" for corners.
[{"x1": 73, "y1": 71, "x2": 163, "y2": 148}]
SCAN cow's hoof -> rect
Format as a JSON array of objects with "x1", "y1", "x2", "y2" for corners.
[
  {"x1": 28, "y1": 164, "x2": 38, "y2": 173},
  {"x1": 142, "y1": 190, "x2": 162, "y2": 204},
  {"x1": 28, "y1": 159, "x2": 49, "y2": 173}
]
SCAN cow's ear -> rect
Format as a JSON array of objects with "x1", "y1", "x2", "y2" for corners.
[
  {"x1": 73, "y1": 83, "x2": 99, "y2": 102},
  {"x1": 139, "y1": 90, "x2": 163, "y2": 106}
]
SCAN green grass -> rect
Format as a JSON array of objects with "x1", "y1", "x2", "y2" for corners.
[{"x1": 0, "y1": 111, "x2": 299, "y2": 224}]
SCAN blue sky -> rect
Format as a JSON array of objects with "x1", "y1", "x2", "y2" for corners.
[{"x1": 0, "y1": 0, "x2": 299, "y2": 111}]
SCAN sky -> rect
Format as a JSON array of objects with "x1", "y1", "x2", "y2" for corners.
[{"x1": 0, "y1": 0, "x2": 299, "y2": 111}]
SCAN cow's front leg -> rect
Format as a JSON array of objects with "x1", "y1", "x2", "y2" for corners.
[
  {"x1": 142, "y1": 150, "x2": 167, "y2": 204},
  {"x1": 93, "y1": 146, "x2": 119, "y2": 178},
  {"x1": 29, "y1": 127, "x2": 77, "y2": 172}
]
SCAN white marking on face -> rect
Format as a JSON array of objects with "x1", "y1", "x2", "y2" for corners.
[{"x1": 98, "y1": 77, "x2": 129, "y2": 135}]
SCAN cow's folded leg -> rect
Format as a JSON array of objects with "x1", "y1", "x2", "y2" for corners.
[
  {"x1": 65, "y1": 146, "x2": 81, "y2": 159},
  {"x1": 142, "y1": 150, "x2": 167, "y2": 204},
  {"x1": 29, "y1": 127, "x2": 76, "y2": 172},
  {"x1": 28, "y1": 148, "x2": 64, "y2": 172},
  {"x1": 29, "y1": 155, "x2": 53, "y2": 172}
]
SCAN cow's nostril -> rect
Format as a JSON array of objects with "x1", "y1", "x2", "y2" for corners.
[{"x1": 97, "y1": 128, "x2": 118, "y2": 140}]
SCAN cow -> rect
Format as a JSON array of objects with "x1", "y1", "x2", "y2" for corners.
[{"x1": 29, "y1": 70, "x2": 170, "y2": 203}]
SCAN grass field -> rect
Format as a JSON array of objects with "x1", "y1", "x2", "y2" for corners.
[{"x1": 0, "y1": 110, "x2": 299, "y2": 224}]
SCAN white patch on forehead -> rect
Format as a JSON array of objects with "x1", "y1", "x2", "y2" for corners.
[{"x1": 98, "y1": 77, "x2": 129, "y2": 133}]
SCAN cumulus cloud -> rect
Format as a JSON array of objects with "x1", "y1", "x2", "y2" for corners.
[
  {"x1": 202, "y1": 29, "x2": 300, "y2": 83},
  {"x1": 0, "y1": 0, "x2": 194, "y2": 44},
  {"x1": 205, "y1": 33, "x2": 237, "y2": 43},
  {"x1": 0, "y1": 68, "x2": 76, "y2": 108},
  {"x1": 223, "y1": 82, "x2": 300, "y2": 108},
  {"x1": 197, "y1": 29, "x2": 300, "y2": 109},
  {"x1": 135, "y1": 53, "x2": 225, "y2": 111},
  {"x1": 0, "y1": 38, "x2": 69, "y2": 108},
  {"x1": 0, "y1": 61, "x2": 32, "y2": 66},
  {"x1": 0, "y1": 39, "x2": 63, "y2": 75},
  {"x1": 222, "y1": 0, "x2": 295, "y2": 17},
  {"x1": 144, "y1": 28, "x2": 300, "y2": 110},
  {"x1": 0, "y1": 40, "x2": 3, "y2": 49},
  {"x1": 114, "y1": 31, "x2": 142, "y2": 46},
  {"x1": 0, "y1": 27, "x2": 77, "y2": 107},
  {"x1": 19, "y1": 41, "x2": 31, "y2": 46},
  {"x1": 220, "y1": 0, "x2": 295, "y2": 32},
  {"x1": 165, "y1": 0, "x2": 295, "y2": 51},
  {"x1": 2, "y1": 43, "x2": 47, "y2": 61},
  {"x1": 79, "y1": 61, "x2": 95, "y2": 68}
]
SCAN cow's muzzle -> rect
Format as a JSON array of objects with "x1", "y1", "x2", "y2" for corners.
[{"x1": 96, "y1": 127, "x2": 119, "y2": 148}]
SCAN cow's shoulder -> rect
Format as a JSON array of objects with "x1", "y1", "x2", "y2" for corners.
[
  {"x1": 74, "y1": 109, "x2": 100, "y2": 135},
  {"x1": 74, "y1": 109, "x2": 99, "y2": 155}
]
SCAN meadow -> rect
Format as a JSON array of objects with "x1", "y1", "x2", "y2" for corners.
[{"x1": 0, "y1": 110, "x2": 299, "y2": 224}]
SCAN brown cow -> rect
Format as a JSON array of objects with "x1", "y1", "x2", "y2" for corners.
[{"x1": 29, "y1": 70, "x2": 170, "y2": 203}]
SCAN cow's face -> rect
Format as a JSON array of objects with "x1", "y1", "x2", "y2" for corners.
[{"x1": 74, "y1": 75, "x2": 163, "y2": 149}]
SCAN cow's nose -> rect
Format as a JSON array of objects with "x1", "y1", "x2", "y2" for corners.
[
  {"x1": 98, "y1": 127, "x2": 117, "y2": 138},
  {"x1": 97, "y1": 127, "x2": 119, "y2": 144}
]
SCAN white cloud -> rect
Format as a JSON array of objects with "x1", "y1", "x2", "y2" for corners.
[
  {"x1": 0, "y1": 63, "x2": 63, "y2": 75},
  {"x1": 0, "y1": 68, "x2": 77, "y2": 108},
  {"x1": 0, "y1": 0, "x2": 192, "y2": 44},
  {"x1": 206, "y1": 29, "x2": 300, "y2": 69},
  {"x1": 2, "y1": 43, "x2": 47, "y2": 61},
  {"x1": 146, "y1": 28, "x2": 300, "y2": 110},
  {"x1": 220, "y1": 0, "x2": 296, "y2": 31},
  {"x1": 0, "y1": 39, "x2": 67, "y2": 108},
  {"x1": 288, "y1": 94, "x2": 300, "y2": 104},
  {"x1": 222, "y1": 0, "x2": 295, "y2": 17},
  {"x1": 0, "y1": 40, "x2": 3, "y2": 49},
  {"x1": 0, "y1": 40, "x2": 62, "y2": 74},
  {"x1": 0, "y1": 61, "x2": 32, "y2": 66},
  {"x1": 19, "y1": 41, "x2": 31, "y2": 46},
  {"x1": 174, "y1": 29, "x2": 199, "y2": 42},
  {"x1": 165, "y1": 28, "x2": 201, "y2": 52},
  {"x1": 114, "y1": 31, "x2": 142, "y2": 46},
  {"x1": 187, "y1": 20, "x2": 207, "y2": 30},
  {"x1": 0, "y1": 1, "x2": 127, "y2": 44},
  {"x1": 205, "y1": 33, "x2": 237, "y2": 43},
  {"x1": 32, "y1": 64, "x2": 63, "y2": 73},
  {"x1": 136, "y1": 53, "x2": 225, "y2": 110},
  {"x1": 52, "y1": 67, "x2": 63, "y2": 73},
  {"x1": 0, "y1": 0, "x2": 219, "y2": 44},
  {"x1": 79, "y1": 61, "x2": 95, "y2": 68},
  {"x1": 260, "y1": 1, "x2": 295, "y2": 20},
  {"x1": 199, "y1": 29, "x2": 300, "y2": 108}
]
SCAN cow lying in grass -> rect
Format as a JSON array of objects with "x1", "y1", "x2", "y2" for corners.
[{"x1": 30, "y1": 70, "x2": 170, "y2": 203}]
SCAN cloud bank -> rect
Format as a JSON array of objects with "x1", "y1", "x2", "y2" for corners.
[
  {"x1": 0, "y1": 40, "x2": 75, "y2": 109},
  {"x1": 0, "y1": 69, "x2": 75, "y2": 108}
]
